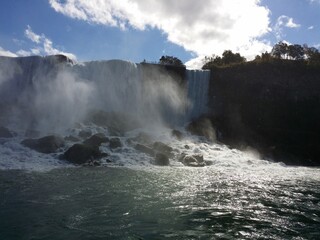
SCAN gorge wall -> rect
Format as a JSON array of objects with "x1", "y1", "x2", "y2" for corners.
[{"x1": 207, "y1": 61, "x2": 320, "y2": 166}]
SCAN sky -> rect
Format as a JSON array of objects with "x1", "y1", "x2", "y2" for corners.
[{"x1": 0, "y1": 0, "x2": 319, "y2": 68}]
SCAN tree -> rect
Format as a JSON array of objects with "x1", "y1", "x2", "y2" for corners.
[
  {"x1": 202, "y1": 50, "x2": 246, "y2": 69},
  {"x1": 288, "y1": 44, "x2": 304, "y2": 60},
  {"x1": 159, "y1": 55, "x2": 184, "y2": 66},
  {"x1": 271, "y1": 41, "x2": 288, "y2": 59},
  {"x1": 221, "y1": 50, "x2": 246, "y2": 65}
]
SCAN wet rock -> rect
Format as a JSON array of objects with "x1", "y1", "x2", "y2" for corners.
[
  {"x1": 184, "y1": 145, "x2": 190, "y2": 149},
  {"x1": 83, "y1": 159, "x2": 102, "y2": 167},
  {"x1": 21, "y1": 135, "x2": 65, "y2": 153},
  {"x1": 109, "y1": 138, "x2": 122, "y2": 149},
  {"x1": 78, "y1": 130, "x2": 92, "y2": 139},
  {"x1": 181, "y1": 154, "x2": 205, "y2": 167},
  {"x1": 83, "y1": 133, "x2": 109, "y2": 148},
  {"x1": 154, "y1": 152, "x2": 169, "y2": 166},
  {"x1": 134, "y1": 143, "x2": 155, "y2": 156},
  {"x1": 0, "y1": 126, "x2": 14, "y2": 138},
  {"x1": 171, "y1": 129, "x2": 183, "y2": 140},
  {"x1": 64, "y1": 143, "x2": 107, "y2": 165},
  {"x1": 153, "y1": 142, "x2": 173, "y2": 157},
  {"x1": 186, "y1": 117, "x2": 216, "y2": 142}
]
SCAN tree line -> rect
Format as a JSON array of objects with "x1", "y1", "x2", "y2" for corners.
[{"x1": 156, "y1": 42, "x2": 320, "y2": 69}]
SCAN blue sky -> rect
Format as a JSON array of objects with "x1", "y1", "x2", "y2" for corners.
[{"x1": 0, "y1": 0, "x2": 319, "y2": 68}]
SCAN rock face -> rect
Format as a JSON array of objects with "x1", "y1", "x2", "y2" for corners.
[
  {"x1": 83, "y1": 133, "x2": 109, "y2": 148},
  {"x1": 64, "y1": 144, "x2": 106, "y2": 165},
  {"x1": 0, "y1": 126, "x2": 14, "y2": 138},
  {"x1": 154, "y1": 153, "x2": 169, "y2": 166},
  {"x1": 186, "y1": 117, "x2": 216, "y2": 142},
  {"x1": 21, "y1": 135, "x2": 65, "y2": 153}
]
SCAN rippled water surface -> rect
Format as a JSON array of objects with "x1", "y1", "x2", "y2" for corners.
[{"x1": 1, "y1": 166, "x2": 320, "y2": 239}]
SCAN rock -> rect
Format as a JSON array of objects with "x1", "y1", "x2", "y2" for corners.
[
  {"x1": 0, "y1": 126, "x2": 14, "y2": 138},
  {"x1": 83, "y1": 159, "x2": 101, "y2": 167},
  {"x1": 153, "y1": 142, "x2": 173, "y2": 157},
  {"x1": 134, "y1": 143, "x2": 155, "y2": 156},
  {"x1": 64, "y1": 135, "x2": 81, "y2": 142},
  {"x1": 181, "y1": 154, "x2": 205, "y2": 167},
  {"x1": 109, "y1": 138, "x2": 122, "y2": 149},
  {"x1": 83, "y1": 133, "x2": 109, "y2": 148},
  {"x1": 184, "y1": 145, "x2": 190, "y2": 149},
  {"x1": 78, "y1": 130, "x2": 92, "y2": 139},
  {"x1": 186, "y1": 117, "x2": 216, "y2": 142},
  {"x1": 64, "y1": 144, "x2": 106, "y2": 165},
  {"x1": 21, "y1": 135, "x2": 65, "y2": 153},
  {"x1": 171, "y1": 129, "x2": 183, "y2": 140},
  {"x1": 154, "y1": 153, "x2": 169, "y2": 166}
]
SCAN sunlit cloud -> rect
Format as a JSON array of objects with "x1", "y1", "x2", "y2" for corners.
[
  {"x1": 274, "y1": 15, "x2": 301, "y2": 40},
  {"x1": 13, "y1": 25, "x2": 77, "y2": 60},
  {"x1": 0, "y1": 46, "x2": 17, "y2": 57},
  {"x1": 49, "y1": 0, "x2": 271, "y2": 65},
  {"x1": 25, "y1": 25, "x2": 42, "y2": 43}
]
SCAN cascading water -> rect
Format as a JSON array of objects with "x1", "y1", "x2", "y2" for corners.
[{"x1": 185, "y1": 69, "x2": 210, "y2": 120}]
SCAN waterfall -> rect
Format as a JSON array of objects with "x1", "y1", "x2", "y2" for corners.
[
  {"x1": 186, "y1": 69, "x2": 210, "y2": 121},
  {"x1": 0, "y1": 56, "x2": 187, "y2": 133}
]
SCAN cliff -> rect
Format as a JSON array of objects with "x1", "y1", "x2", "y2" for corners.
[{"x1": 208, "y1": 60, "x2": 320, "y2": 166}]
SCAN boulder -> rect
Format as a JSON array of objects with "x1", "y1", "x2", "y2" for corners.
[
  {"x1": 109, "y1": 138, "x2": 122, "y2": 149},
  {"x1": 64, "y1": 143, "x2": 106, "y2": 165},
  {"x1": 0, "y1": 126, "x2": 14, "y2": 138},
  {"x1": 171, "y1": 129, "x2": 183, "y2": 140},
  {"x1": 134, "y1": 143, "x2": 155, "y2": 156},
  {"x1": 83, "y1": 133, "x2": 109, "y2": 148},
  {"x1": 153, "y1": 142, "x2": 173, "y2": 157},
  {"x1": 154, "y1": 153, "x2": 169, "y2": 166},
  {"x1": 181, "y1": 154, "x2": 205, "y2": 167},
  {"x1": 21, "y1": 135, "x2": 65, "y2": 153}
]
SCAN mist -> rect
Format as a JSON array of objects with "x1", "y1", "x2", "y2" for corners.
[{"x1": 0, "y1": 57, "x2": 197, "y2": 135}]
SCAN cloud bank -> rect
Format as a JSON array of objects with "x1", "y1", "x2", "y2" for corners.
[{"x1": 49, "y1": 0, "x2": 272, "y2": 65}]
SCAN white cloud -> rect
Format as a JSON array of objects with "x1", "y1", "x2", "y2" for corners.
[
  {"x1": 0, "y1": 46, "x2": 17, "y2": 57},
  {"x1": 16, "y1": 49, "x2": 32, "y2": 57},
  {"x1": 25, "y1": 25, "x2": 42, "y2": 43},
  {"x1": 308, "y1": 26, "x2": 314, "y2": 30},
  {"x1": 274, "y1": 15, "x2": 301, "y2": 40},
  {"x1": 20, "y1": 25, "x2": 77, "y2": 60},
  {"x1": 49, "y1": 0, "x2": 271, "y2": 66}
]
